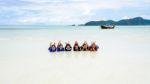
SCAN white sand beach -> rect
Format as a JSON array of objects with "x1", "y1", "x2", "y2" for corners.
[{"x1": 0, "y1": 26, "x2": 150, "y2": 84}]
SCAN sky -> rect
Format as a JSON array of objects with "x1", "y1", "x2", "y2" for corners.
[{"x1": 0, "y1": 0, "x2": 150, "y2": 25}]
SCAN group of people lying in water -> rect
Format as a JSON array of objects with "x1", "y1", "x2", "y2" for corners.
[{"x1": 48, "y1": 41, "x2": 99, "y2": 52}]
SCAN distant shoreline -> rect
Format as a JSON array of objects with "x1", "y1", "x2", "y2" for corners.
[{"x1": 78, "y1": 17, "x2": 150, "y2": 26}]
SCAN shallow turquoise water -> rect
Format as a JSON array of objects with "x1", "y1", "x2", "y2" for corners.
[
  {"x1": 0, "y1": 25, "x2": 150, "y2": 84},
  {"x1": 0, "y1": 25, "x2": 150, "y2": 40}
]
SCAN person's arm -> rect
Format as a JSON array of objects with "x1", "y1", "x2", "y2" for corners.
[{"x1": 50, "y1": 42, "x2": 52, "y2": 47}]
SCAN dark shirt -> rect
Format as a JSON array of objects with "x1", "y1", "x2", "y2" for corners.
[
  {"x1": 49, "y1": 45, "x2": 56, "y2": 52},
  {"x1": 65, "y1": 44, "x2": 72, "y2": 51},
  {"x1": 57, "y1": 45, "x2": 64, "y2": 51},
  {"x1": 73, "y1": 46, "x2": 81, "y2": 51}
]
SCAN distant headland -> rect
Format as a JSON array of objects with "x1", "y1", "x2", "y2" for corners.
[{"x1": 78, "y1": 17, "x2": 150, "y2": 26}]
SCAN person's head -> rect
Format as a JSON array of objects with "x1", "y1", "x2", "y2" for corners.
[
  {"x1": 74, "y1": 41, "x2": 79, "y2": 46},
  {"x1": 83, "y1": 41, "x2": 88, "y2": 46},
  {"x1": 83, "y1": 44, "x2": 88, "y2": 49},
  {"x1": 51, "y1": 45, "x2": 56, "y2": 50},
  {"x1": 58, "y1": 41, "x2": 62, "y2": 45},
  {"x1": 75, "y1": 41, "x2": 78, "y2": 44},
  {"x1": 92, "y1": 42, "x2": 96, "y2": 47},
  {"x1": 74, "y1": 45, "x2": 78, "y2": 49},
  {"x1": 66, "y1": 44, "x2": 71, "y2": 50},
  {"x1": 66, "y1": 45, "x2": 70, "y2": 48},
  {"x1": 59, "y1": 45, "x2": 63, "y2": 49},
  {"x1": 90, "y1": 42, "x2": 98, "y2": 51}
]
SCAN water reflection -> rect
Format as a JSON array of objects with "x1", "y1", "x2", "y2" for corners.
[{"x1": 49, "y1": 51, "x2": 98, "y2": 59}]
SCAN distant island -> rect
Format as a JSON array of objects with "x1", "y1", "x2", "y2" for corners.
[{"x1": 80, "y1": 17, "x2": 150, "y2": 26}]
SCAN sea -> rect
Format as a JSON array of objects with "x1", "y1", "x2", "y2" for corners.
[{"x1": 0, "y1": 25, "x2": 150, "y2": 84}]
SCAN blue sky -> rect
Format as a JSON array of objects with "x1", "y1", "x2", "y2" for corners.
[{"x1": 0, "y1": 0, "x2": 150, "y2": 25}]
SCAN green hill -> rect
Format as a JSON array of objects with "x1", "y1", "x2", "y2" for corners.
[{"x1": 84, "y1": 17, "x2": 150, "y2": 26}]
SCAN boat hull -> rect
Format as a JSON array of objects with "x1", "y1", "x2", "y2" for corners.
[{"x1": 101, "y1": 25, "x2": 115, "y2": 29}]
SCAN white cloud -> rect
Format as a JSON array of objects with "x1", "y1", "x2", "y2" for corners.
[
  {"x1": 12, "y1": 1, "x2": 95, "y2": 24},
  {"x1": 21, "y1": 0, "x2": 63, "y2": 3},
  {"x1": 140, "y1": 15, "x2": 150, "y2": 19},
  {"x1": 0, "y1": 0, "x2": 150, "y2": 24},
  {"x1": 122, "y1": 16, "x2": 130, "y2": 19}
]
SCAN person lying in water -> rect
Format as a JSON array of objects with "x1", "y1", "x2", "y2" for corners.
[
  {"x1": 65, "y1": 42, "x2": 72, "y2": 51},
  {"x1": 89, "y1": 42, "x2": 99, "y2": 51},
  {"x1": 81, "y1": 41, "x2": 89, "y2": 51},
  {"x1": 48, "y1": 42, "x2": 56, "y2": 52},
  {"x1": 73, "y1": 41, "x2": 81, "y2": 51},
  {"x1": 57, "y1": 41, "x2": 64, "y2": 51}
]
